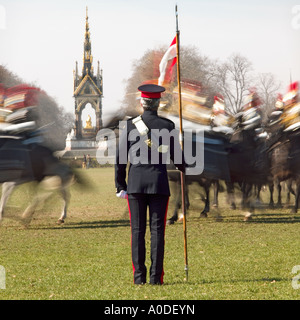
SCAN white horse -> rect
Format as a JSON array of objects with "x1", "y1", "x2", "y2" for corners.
[{"x1": 0, "y1": 142, "x2": 87, "y2": 226}]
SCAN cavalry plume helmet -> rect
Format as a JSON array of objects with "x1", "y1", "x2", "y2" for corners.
[
  {"x1": 243, "y1": 88, "x2": 261, "y2": 110},
  {"x1": 3, "y1": 84, "x2": 41, "y2": 110},
  {"x1": 138, "y1": 84, "x2": 165, "y2": 99},
  {"x1": 275, "y1": 93, "x2": 284, "y2": 109},
  {"x1": 212, "y1": 95, "x2": 225, "y2": 114},
  {"x1": 283, "y1": 81, "x2": 298, "y2": 104}
]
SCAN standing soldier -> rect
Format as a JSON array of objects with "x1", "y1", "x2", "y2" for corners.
[{"x1": 115, "y1": 84, "x2": 185, "y2": 285}]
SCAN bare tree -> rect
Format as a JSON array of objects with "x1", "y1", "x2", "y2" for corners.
[
  {"x1": 255, "y1": 72, "x2": 282, "y2": 121},
  {"x1": 180, "y1": 46, "x2": 216, "y2": 90},
  {"x1": 213, "y1": 54, "x2": 254, "y2": 114}
]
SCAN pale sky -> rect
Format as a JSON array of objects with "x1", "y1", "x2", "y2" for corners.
[{"x1": 0, "y1": 0, "x2": 299, "y2": 121}]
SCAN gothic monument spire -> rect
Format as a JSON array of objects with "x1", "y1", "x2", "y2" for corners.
[{"x1": 82, "y1": 6, "x2": 93, "y2": 76}]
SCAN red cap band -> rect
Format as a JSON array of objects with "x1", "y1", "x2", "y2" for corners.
[
  {"x1": 141, "y1": 92, "x2": 161, "y2": 99},
  {"x1": 138, "y1": 84, "x2": 165, "y2": 99}
]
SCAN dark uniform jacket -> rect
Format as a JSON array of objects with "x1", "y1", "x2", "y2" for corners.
[{"x1": 115, "y1": 110, "x2": 185, "y2": 196}]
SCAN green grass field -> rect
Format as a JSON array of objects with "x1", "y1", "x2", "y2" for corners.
[{"x1": 0, "y1": 167, "x2": 299, "y2": 300}]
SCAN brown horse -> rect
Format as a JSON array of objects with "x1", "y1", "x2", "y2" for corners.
[{"x1": 265, "y1": 112, "x2": 299, "y2": 212}]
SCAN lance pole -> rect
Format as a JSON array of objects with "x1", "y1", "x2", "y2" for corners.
[{"x1": 175, "y1": 4, "x2": 188, "y2": 282}]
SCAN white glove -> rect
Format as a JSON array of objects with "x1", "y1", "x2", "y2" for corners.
[{"x1": 116, "y1": 190, "x2": 128, "y2": 199}]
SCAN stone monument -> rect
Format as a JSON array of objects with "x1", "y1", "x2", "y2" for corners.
[{"x1": 65, "y1": 7, "x2": 103, "y2": 157}]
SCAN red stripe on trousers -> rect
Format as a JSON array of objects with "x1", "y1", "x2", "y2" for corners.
[
  {"x1": 160, "y1": 198, "x2": 169, "y2": 284},
  {"x1": 127, "y1": 198, "x2": 135, "y2": 282}
]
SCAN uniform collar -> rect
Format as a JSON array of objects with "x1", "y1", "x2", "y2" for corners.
[{"x1": 143, "y1": 109, "x2": 158, "y2": 116}]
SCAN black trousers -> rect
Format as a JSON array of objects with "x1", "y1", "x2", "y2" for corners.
[{"x1": 127, "y1": 193, "x2": 169, "y2": 284}]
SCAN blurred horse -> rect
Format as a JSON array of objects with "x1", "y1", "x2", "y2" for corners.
[
  {"x1": 269, "y1": 131, "x2": 300, "y2": 213},
  {"x1": 167, "y1": 168, "x2": 219, "y2": 224},
  {"x1": 224, "y1": 109, "x2": 272, "y2": 219},
  {"x1": 268, "y1": 179, "x2": 295, "y2": 208},
  {"x1": 0, "y1": 139, "x2": 88, "y2": 226}
]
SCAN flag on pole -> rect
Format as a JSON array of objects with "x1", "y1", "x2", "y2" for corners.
[{"x1": 158, "y1": 36, "x2": 177, "y2": 85}]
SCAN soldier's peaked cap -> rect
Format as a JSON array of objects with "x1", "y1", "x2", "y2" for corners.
[{"x1": 138, "y1": 84, "x2": 165, "y2": 99}]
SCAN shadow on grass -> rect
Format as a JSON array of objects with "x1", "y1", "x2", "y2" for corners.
[
  {"x1": 244, "y1": 213, "x2": 300, "y2": 224},
  {"x1": 43, "y1": 219, "x2": 131, "y2": 230},
  {"x1": 178, "y1": 210, "x2": 300, "y2": 225},
  {"x1": 166, "y1": 276, "x2": 289, "y2": 286},
  {"x1": 6, "y1": 208, "x2": 300, "y2": 230}
]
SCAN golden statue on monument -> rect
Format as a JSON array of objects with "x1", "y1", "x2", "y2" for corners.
[{"x1": 85, "y1": 115, "x2": 93, "y2": 129}]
